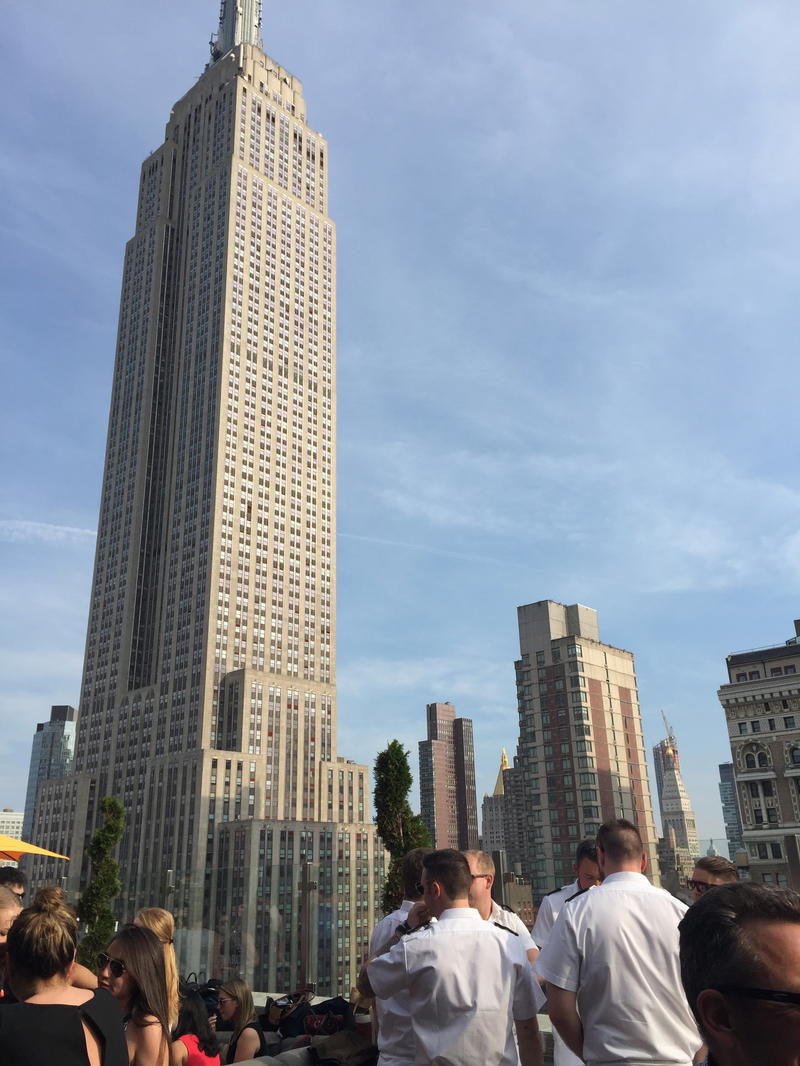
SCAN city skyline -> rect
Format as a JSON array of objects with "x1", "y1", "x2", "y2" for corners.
[{"x1": 5, "y1": 1, "x2": 800, "y2": 848}]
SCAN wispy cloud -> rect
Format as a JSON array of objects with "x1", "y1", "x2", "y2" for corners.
[{"x1": 0, "y1": 520, "x2": 96, "y2": 545}]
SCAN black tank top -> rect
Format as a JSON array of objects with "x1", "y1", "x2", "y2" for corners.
[{"x1": 0, "y1": 987, "x2": 129, "y2": 1066}]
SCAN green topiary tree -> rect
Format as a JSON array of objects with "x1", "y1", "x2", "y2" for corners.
[
  {"x1": 374, "y1": 740, "x2": 431, "y2": 912},
  {"x1": 76, "y1": 796, "x2": 125, "y2": 966}
]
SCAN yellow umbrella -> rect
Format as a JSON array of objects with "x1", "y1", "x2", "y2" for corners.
[{"x1": 0, "y1": 834, "x2": 70, "y2": 863}]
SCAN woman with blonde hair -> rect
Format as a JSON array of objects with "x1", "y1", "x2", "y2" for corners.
[
  {"x1": 216, "y1": 977, "x2": 267, "y2": 1063},
  {"x1": 134, "y1": 908, "x2": 179, "y2": 1029},
  {"x1": 0, "y1": 885, "x2": 127, "y2": 1065}
]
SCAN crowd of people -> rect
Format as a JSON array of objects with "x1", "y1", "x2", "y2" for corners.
[
  {"x1": 2, "y1": 820, "x2": 799, "y2": 1066},
  {"x1": 0, "y1": 867, "x2": 267, "y2": 1066},
  {"x1": 359, "y1": 820, "x2": 800, "y2": 1066}
]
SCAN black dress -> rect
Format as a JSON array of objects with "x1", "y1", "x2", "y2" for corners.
[
  {"x1": 225, "y1": 1021, "x2": 268, "y2": 1063},
  {"x1": 0, "y1": 987, "x2": 128, "y2": 1066}
]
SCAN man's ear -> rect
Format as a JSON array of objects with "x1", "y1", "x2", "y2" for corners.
[
  {"x1": 697, "y1": 989, "x2": 734, "y2": 1040},
  {"x1": 640, "y1": 853, "x2": 647, "y2": 874}
]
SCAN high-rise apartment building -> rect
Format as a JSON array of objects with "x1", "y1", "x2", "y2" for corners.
[
  {"x1": 717, "y1": 619, "x2": 800, "y2": 888},
  {"x1": 29, "y1": 1, "x2": 384, "y2": 993},
  {"x1": 718, "y1": 761, "x2": 744, "y2": 860},
  {"x1": 652, "y1": 728, "x2": 699, "y2": 858},
  {"x1": 504, "y1": 601, "x2": 659, "y2": 897},
  {"x1": 419, "y1": 702, "x2": 479, "y2": 850},
  {"x1": 481, "y1": 749, "x2": 509, "y2": 853},
  {"x1": 22, "y1": 706, "x2": 76, "y2": 841}
]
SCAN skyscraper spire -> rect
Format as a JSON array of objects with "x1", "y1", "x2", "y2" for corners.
[{"x1": 211, "y1": 0, "x2": 263, "y2": 61}]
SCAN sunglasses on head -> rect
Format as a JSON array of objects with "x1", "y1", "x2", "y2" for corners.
[{"x1": 97, "y1": 952, "x2": 127, "y2": 979}]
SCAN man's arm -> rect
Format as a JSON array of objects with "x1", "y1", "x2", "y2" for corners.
[
  {"x1": 515, "y1": 1016, "x2": 544, "y2": 1066},
  {"x1": 547, "y1": 986, "x2": 583, "y2": 1059}
]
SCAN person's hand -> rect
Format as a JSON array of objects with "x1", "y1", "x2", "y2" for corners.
[
  {"x1": 208, "y1": 1012, "x2": 217, "y2": 1032},
  {"x1": 406, "y1": 900, "x2": 430, "y2": 930}
]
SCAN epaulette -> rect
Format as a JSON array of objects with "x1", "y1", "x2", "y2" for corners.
[
  {"x1": 493, "y1": 922, "x2": 519, "y2": 935},
  {"x1": 500, "y1": 902, "x2": 514, "y2": 911},
  {"x1": 564, "y1": 886, "x2": 590, "y2": 905},
  {"x1": 544, "y1": 885, "x2": 565, "y2": 897}
]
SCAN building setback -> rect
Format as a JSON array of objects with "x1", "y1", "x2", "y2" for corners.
[
  {"x1": 717, "y1": 619, "x2": 800, "y2": 888},
  {"x1": 419, "y1": 702, "x2": 479, "y2": 850},
  {"x1": 28, "y1": 1, "x2": 384, "y2": 994},
  {"x1": 504, "y1": 601, "x2": 659, "y2": 897}
]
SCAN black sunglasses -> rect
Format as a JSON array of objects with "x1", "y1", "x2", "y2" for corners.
[
  {"x1": 687, "y1": 879, "x2": 713, "y2": 893},
  {"x1": 97, "y1": 952, "x2": 127, "y2": 979},
  {"x1": 715, "y1": 986, "x2": 800, "y2": 1007}
]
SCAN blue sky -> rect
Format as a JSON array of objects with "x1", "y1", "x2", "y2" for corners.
[{"x1": 2, "y1": 1, "x2": 800, "y2": 851}]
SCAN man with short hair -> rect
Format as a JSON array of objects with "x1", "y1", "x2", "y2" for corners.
[
  {"x1": 532, "y1": 839, "x2": 601, "y2": 951},
  {"x1": 532, "y1": 840, "x2": 601, "y2": 1066},
  {"x1": 687, "y1": 856, "x2": 738, "y2": 903},
  {"x1": 364, "y1": 849, "x2": 544, "y2": 1066},
  {"x1": 536, "y1": 818, "x2": 701, "y2": 1066},
  {"x1": 464, "y1": 850, "x2": 539, "y2": 963},
  {"x1": 0, "y1": 867, "x2": 26, "y2": 902},
  {"x1": 368, "y1": 847, "x2": 433, "y2": 1066},
  {"x1": 679, "y1": 880, "x2": 800, "y2": 1066}
]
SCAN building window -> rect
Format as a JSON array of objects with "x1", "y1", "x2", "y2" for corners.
[
  {"x1": 738, "y1": 723, "x2": 749, "y2": 735},
  {"x1": 736, "y1": 673, "x2": 747, "y2": 682},
  {"x1": 786, "y1": 664, "x2": 797, "y2": 675},
  {"x1": 791, "y1": 748, "x2": 800, "y2": 766},
  {"x1": 749, "y1": 671, "x2": 761, "y2": 680},
  {"x1": 785, "y1": 716, "x2": 796, "y2": 729},
  {"x1": 751, "y1": 721, "x2": 761, "y2": 733},
  {"x1": 745, "y1": 754, "x2": 756, "y2": 769},
  {"x1": 758, "y1": 752, "x2": 769, "y2": 768}
]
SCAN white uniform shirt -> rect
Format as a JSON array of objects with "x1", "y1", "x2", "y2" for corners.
[
  {"x1": 532, "y1": 882, "x2": 585, "y2": 1066},
  {"x1": 532, "y1": 880, "x2": 579, "y2": 950},
  {"x1": 535, "y1": 872, "x2": 701, "y2": 1066},
  {"x1": 369, "y1": 906, "x2": 544, "y2": 1066},
  {"x1": 489, "y1": 899, "x2": 537, "y2": 955},
  {"x1": 369, "y1": 900, "x2": 415, "y2": 1066}
]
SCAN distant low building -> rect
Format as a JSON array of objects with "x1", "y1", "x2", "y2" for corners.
[{"x1": 0, "y1": 809, "x2": 24, "y2": 867}]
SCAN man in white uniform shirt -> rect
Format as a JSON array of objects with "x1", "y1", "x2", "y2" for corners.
[
  {"x1": 363, "y1": 849, "x2": 544, "y2": 1066},
  {"x1": 536, "y1": 819, "x2": 702, "y2": 1066},
  {"x1": 532, "y1": 840, "x2": 601, "y2": 1066},
  {"x1": 464, "y1": 850, "x2": 539, "y2": 963},
  {"x1": 367, "y1": 847, "x2": 433, "y2": 1066},
  {"x1": 532, "y1": 839, "x2": 601, "y2": 952}
]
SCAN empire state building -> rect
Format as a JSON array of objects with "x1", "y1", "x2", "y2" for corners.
[{"x1": 31, "y1": 0, "x2": 384, "y2": 994}]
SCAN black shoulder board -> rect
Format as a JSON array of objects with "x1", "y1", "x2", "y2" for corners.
[
  {"x1": 493, "y1": 922, "x2": 519, "y2": 936},
  {"x1": 500, "y1": 902, "x2": 514, "y2": 912},
  {"x1": 544, "y1": 886, "x2": 564, "y2": 897},
  {"x1": 564, "y1": 886, "x2": 590, "y2": 905}
]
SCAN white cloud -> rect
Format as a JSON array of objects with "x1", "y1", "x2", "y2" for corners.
[{"x1": 0, "y1": 520, "x2": 96, "y2": 545}]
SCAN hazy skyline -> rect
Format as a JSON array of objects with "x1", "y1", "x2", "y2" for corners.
[{"x1": 3, "y1": 1, "x2": 800, "y2": 850}]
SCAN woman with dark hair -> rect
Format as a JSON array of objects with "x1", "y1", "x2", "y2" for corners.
[
  {"x1": 98, "y1": 924, "x2": 171, "y2": 1066},
  {"x1": 171, "y1": 989, "x2": 220, "y2": 1066},
  {"x1": 0, "y1": 885, "x2": 128, "y2": 1066},
  {"x1": 216, "y1": 978, "x2": 267, "y2": 1063}
]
